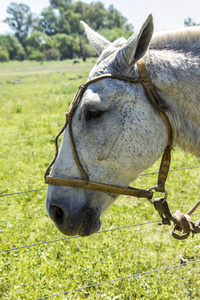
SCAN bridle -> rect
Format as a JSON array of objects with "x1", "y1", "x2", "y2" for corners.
[
  {"x1": 45, "y1": 58, "x2": 200, "y2": 239},
  {"x1": 45, "y1": 58, "x2": 172, "y2": 198}
]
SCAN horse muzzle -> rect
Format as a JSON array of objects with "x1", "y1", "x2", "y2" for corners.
[{"x1": 47, "y1": 200, "x2": 101, "y2": 236}]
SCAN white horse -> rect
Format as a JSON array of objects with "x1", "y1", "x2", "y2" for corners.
[{"x1": 46, "y1": 15, "x2": 200, "y2": 236}]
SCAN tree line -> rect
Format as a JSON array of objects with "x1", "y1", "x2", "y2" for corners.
[{"x1": 0, "y1": 0, "x2": 134, "y2": 62}]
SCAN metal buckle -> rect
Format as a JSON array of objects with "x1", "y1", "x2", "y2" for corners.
[{"x1": 148, "y1": 186, "x2": 168, "y2": 204}]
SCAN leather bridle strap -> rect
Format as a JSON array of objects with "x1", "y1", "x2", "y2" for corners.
[
  {"x1": 137, "y1": 59, "x2": 172, "y2": 145},
  {"x1": 45, "y1": 176, "x2": 153, "y2": 198},
  {"x1": 45, "y1": 58, "x2": 172, "y2": 199},
  {"x1": 137, "y1": 59, "x2": 173, "y2": 193}
]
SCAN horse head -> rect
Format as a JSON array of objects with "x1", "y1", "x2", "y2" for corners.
[{"x1": 46, "y1": 15, "x2": 169, "y2": 236}]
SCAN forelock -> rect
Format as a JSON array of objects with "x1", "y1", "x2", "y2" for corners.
[{"x1": 97, "y1": 37, "x2": 127, "y2": 64}]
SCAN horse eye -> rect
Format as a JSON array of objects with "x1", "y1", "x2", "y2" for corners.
[{"x1": 85, "y1": 110, "x2": 105, "y2": 121}]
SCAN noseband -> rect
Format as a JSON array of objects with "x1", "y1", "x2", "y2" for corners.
[{"x1": 45, "y1": 58, "x2": 172, "y2": 199}]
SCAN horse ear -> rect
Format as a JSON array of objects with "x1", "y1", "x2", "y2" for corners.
[
  {"x1": 116, "y1": 14, "x2": 154, "y2": 68},
  {"x1": 81, "y1": 21, "x2": 111, "y2": 56}
]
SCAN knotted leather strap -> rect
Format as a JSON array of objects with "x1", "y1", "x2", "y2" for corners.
[{"x1": 154, "y1": 198, "x2": 200, "y2": 239}]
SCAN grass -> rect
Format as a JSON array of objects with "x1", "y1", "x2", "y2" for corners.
[{"x1": 0, "y1": 59, "x2": 200, "y2": 300}]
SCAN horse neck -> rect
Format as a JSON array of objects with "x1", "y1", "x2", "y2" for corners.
[{"x1": 145, "y1": 50, "x2": 200, "y2": 157}]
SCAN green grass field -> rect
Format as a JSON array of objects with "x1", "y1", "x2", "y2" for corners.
[{"x1": 0, "y1": 60, "x2": 200, "y2": 300}]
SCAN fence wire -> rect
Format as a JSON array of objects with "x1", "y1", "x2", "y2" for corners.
[
  {"x1": 0, "y1": 220, "x2": 160, "y2": 253},
  {"x1": 1, "y1": 165, "x2": 200, "y2": 198},
  {"x1": 0, "y1": 164, "x2": 200, "y2": 299},
  {"x1": 0, "y1": 188, "x2": 46, "y2": 198},
  {"x1": 1, "y1": 213, "x2": 200, "y2": 253},
  {"x1": 1, "y1": 162, "x2": 200, "y2": 253},
  {"x1": 35, "y1": 259, "x2": 200, "y2": 300}
]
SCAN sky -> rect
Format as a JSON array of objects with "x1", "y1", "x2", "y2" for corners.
[{"x1": 0, "y1": 0, "x2": 200, "y2": 34}]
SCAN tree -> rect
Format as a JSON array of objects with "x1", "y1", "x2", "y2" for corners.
[
  {"x1": 0, "y1": 48, "x2": 9, "y2": 62},
  {"x1": 44, "y1": 48, "x2": 61, "y2": 60},
  {"x1": 3, "y1": 0, "x2": 134, "y2": 61},
  {"x1": 53, "y1": 34, "x2": 77, "y2": 59},
  {"x1": 4, "y1": 3, "x2": 37, "y2": 50},
  {"x1": 26, "y1": 31, "x2": 55, "y2": 61},
  {"x1": 0, "y1": 34, "x2": 26, "y2": 60},
  {"x1": 37, "y1": 6, "x2": 60, "y2": 36},
  {"x1": 48, "y1": 1, "x2": 134, "y2": 34},
  {"x1": 26, "y1": 32, "x2": 54, "y2": 52},
  {"x1": 38, "y1": 6, "x2": 71, "y2": 36},
  {"x1": 184, "y1": 17, "x2": 200, "y2": 26},
  {"x1": 98, "y1": 27, "x2": 132, "y2": 42},
  {"x1": 46, "y1": 0, "x2": 134, "y2": 60},
  {"x1": 28, "y1": 50, "x2": 45, "y2": 61},
  {"x1": 107, "y1": 4, "x2": 133, "y2": 32},
  {"x1": 50, "y1": 0, "x2": 73, "y2": 13}
]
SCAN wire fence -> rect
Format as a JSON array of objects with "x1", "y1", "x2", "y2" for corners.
[
  {"x1": 1, "y1": 165, "x2": 200, "y2": 198},
  {"x1": 1, "y1": 164, "x2": 200, "y2": 299},
  {"x1": 35, "y1": 259, "x2": 200, "y2": 300},
  {"x1": 0, "y1": 188, "x2": 46, "y2": 198},
  {"x1": 0, "y1": 163, "x2": 200, "y2": 254},
  {"x1": 1, "y1": 217, "x2": 200, "y2": 300},
  {"x1": 1, "y1": 214, "x2": 200, "y2": 253},
  {"x1": 0, "y1": 220, "x2": 160, "y2": 253}
]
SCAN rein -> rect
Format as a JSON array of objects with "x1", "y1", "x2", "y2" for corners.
[{"x1": 45, "y1": 58, "x2": 200, "y2": 239}]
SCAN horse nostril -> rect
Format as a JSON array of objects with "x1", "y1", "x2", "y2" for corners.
[{"x1": 49, "y1": 205, "x2": 64, "y2": 226}]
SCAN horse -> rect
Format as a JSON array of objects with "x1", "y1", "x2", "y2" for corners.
[{"x1": 45, "y1": 15, "x2": 200, "y2": 237}]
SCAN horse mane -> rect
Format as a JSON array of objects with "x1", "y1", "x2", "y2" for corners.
[
  {"x1": 97, "y1": 26, "x2": 200, "y2": 65},
  {"x1": 150, "y1": 26, "x2": 200, "y2": 50}
]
